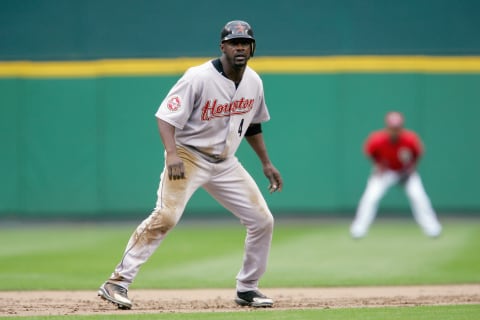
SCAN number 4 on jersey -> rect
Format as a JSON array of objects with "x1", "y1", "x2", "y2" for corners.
[{"x1": 238, "y1": 119, "x2": 244, "y2": 136}]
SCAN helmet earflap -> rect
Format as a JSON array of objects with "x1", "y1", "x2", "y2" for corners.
[{"x1": 246, "y1": 42, "x2": 255, "y2": 57}]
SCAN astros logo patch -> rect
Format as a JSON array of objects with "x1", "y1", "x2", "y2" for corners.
[{"x1": 167, "y1": 95, "x2": 182, "y2": 111}]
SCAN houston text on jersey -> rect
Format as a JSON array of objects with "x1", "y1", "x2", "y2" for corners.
[{"x1": 201, "y1": 98, "x2": 254, "y2": 121}]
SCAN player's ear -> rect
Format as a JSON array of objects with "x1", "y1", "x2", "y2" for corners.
[{"x1": 220, "y1": 42, "x2": 225, "y2": 52}]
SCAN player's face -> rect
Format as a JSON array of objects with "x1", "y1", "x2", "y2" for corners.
[{"x1": 221, "y1": 38, "x2": 252, "y2": 68}]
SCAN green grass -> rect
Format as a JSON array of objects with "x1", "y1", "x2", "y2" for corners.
[
  {"x1": 0, "y1": 218, "x2": 479, "y2": 290},
  {"x1": 2, "y1": 305, "x2": 480, "y2": 320},
  {"x1": 0, "y1": 217, "x2": 479, "y2": 319}
]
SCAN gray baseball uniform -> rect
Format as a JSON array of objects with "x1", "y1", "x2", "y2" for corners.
[{"x1": 107, "y1": 60, "x2": 275, "y2": 293}]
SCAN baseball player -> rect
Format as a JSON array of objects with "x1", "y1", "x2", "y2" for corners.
[
  {"x1": 350, "y1": 111, "x2": 442, "y2": 239},
  {"x1": 98, "y1": 20, "x2": 282, "y2": 309}
]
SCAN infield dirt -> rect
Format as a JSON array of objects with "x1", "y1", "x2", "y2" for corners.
[{"x1": 0, "y1": 284, "x2": 479, "y2": 317}]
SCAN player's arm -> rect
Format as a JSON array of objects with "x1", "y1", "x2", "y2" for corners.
[
  {"x1": 244, "y1": 127, "x2": 283, "y2": 193},
  {"x1": 364, "y1": 133, "x2": 385, "y2": 173},
  {"x1": 157, "y1": 118, "x2": 185, "y2": 180},
  {"x1": 399, "y1": 133, "x2": 423, "y2": 184},
  {"x1": 411, "y1": 132, "x2": 424, "y2": 163}
]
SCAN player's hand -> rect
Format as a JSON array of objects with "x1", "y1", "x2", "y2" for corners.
[
  {"x1": 398, "y1": 172, "x2": 410, "y2": 185},
  {"x1": 263, "y1": 164, "x2": 283, "y2": 193},
  {"x1": 166, "y1": 153, "x2": 185, "y2": 180},
  {"x1": 398, "y1": 167, "x2": 414, "y2": 185},
  {"x1": 373, "y1": 164, "x2": 386, "y2": 174}
]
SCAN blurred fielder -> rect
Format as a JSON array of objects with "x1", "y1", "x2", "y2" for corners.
[{"x1": 350, "y1": 111, "x2": 442, "y2": 238}]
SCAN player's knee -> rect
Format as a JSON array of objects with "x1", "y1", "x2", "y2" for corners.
[
  {"x1": 257, "y1": 212, "x2": 274, "y2": 233},
  {"x1": 149, "y1": 210, "x2": 178, "y2": 235},
  {"x1": 362, "y1": 193, "x2": 382, "y2": 206},
  {"x1": 405, "y1": 187, "x2": 427, "y2": 202}
]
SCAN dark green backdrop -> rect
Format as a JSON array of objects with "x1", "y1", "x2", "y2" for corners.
[
  {"x1": 1, "y1": 0, "x2": 479, "y2": 218},
  {"x1": 1, "y1": 73, "x2": 479, "y2": 218},
  {"x1": 1, "y1": 0, "x2": 479, "y2": 60}
]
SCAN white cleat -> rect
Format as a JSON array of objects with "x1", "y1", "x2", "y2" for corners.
[
  {"x1": 98, "y1": 282, "x2": 132, "y2": 309},
  {"x1": 235, "y1": 290, "x2": 273, "y2": 308}
]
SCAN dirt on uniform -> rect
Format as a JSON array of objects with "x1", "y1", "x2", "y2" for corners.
[{"x1": 0, "y1": 284, "x2": 479, "y2": 317}]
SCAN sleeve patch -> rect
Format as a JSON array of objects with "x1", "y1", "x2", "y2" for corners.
[{"x1": 167, "y1": 95, "x2": 182, "y2": 112}]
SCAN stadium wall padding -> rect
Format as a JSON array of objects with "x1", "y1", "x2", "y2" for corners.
[
  {"x1": 2, "y1": 0, "x2": 479, "y2": 218},
  {"x1": 1, "y1": 73, "x2": 479, "y2": 218}
]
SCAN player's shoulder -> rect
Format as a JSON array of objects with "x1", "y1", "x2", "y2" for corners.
[
  {"x1": 400, "y1": 129, "x2": 422, "y2": 143},
  {"x1": 401, "y1": 129, "x2": 420, "y2": 139},
  {"x1": 245, "y1": 65, "x2": 263, "y2": 82},
  {"x1": 364, "y1": 130, "x2": 386, "y2": 153},
  {"x1": 177, "y1": 60, "x2": 218, "y2": 87},
  {"x1": 401, "y1": 129, "x2": 418, "y2": 136},
  {"x1": 183, "y1": 60, "x2": 213, "y2": 77},
  {"x1": 364, "y1": 130, "x2": 386, "y2": 147},
  {"x1": 368, "y1": 130, "x2": 388, "y2": 141}
]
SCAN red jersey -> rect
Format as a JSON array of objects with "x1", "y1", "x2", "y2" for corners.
[{"x1": 364, "y1": 129, "x2": 423, "y2": 171}]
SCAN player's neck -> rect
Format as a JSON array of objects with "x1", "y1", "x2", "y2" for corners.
[{"x1": 219, "y1": 56, "x2": 245, "y2": 85}]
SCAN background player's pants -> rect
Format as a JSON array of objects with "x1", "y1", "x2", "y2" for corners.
[
  {"x1": 107, "y1": 146, "x2": 274, "y2": 293},
  {"x1": 350, "y1": 170, "x2": 442, "y2": 238}
]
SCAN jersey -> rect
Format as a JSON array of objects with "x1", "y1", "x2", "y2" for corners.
[
  {"x1": 364, "y1": 129, "x2": 423, "y2": 171},
  {"x1": 155, "y1": 60, "x2": 270, "y2": 161}
]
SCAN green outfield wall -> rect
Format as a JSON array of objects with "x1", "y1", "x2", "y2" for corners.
[
  {"x1": 1, "y1": 0, "x2": 479, "y2": 218},
  {"x1": 1, "y1": 68, "x2": 479, "y2": 218}
]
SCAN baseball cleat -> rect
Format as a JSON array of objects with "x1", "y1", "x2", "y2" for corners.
[
  {"x1": 235, "y1": 290, "x2": 273, "y2": 308},
  {"x1": 98, "y1": 282, "x2": 132, "y2": 309}
]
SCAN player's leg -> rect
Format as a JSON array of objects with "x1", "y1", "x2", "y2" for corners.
[
  {"x1": 99, "y1": 147, "x2": 208, "y2": 308},
  {"x1": 350, "y1": 170, "x2": 397, "y2": 238},
  {"x1": 203, "y1": 157, "x2": 274, "y2": 307},
  {"x1": 403, "y1": 172, "x2": 442, "y2": 237}
]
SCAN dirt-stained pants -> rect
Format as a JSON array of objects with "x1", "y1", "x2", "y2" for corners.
[{"x1": 108, "y1": 146, "x2": 274, "y2": 292}]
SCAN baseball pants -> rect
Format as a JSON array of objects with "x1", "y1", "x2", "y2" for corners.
[
  {"x1": 350, "y1": 170, "x2": 442, "y2": 238},
  {"x1": 107, "y1": 146, "x2": 274, "y2": 292}
]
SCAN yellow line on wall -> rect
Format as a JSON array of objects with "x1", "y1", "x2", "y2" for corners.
[
  {"x1": 253, "y1": 56, "x2": 480, "y2": 73},
  {"x1": 1, "y1": 56, "x2": 480, "y2": 78}
]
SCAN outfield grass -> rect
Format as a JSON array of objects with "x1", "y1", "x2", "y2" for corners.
[
  {"x1": 0, "y1": 217, "x2": 478, "y2": 319},
  {"x1": 1, "y1": 304, "x2": 480, "y2": 320},
  {"x1": 0, "y1": 217, "x2": 478, "y2": 290}
]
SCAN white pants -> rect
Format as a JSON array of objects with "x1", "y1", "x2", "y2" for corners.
[
  {"x1": 350, "y1": 170, "x2": 442, "y2": 238},
  {"x1": 108, "y1": 146, "x2": 274, "y2": 292}
]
